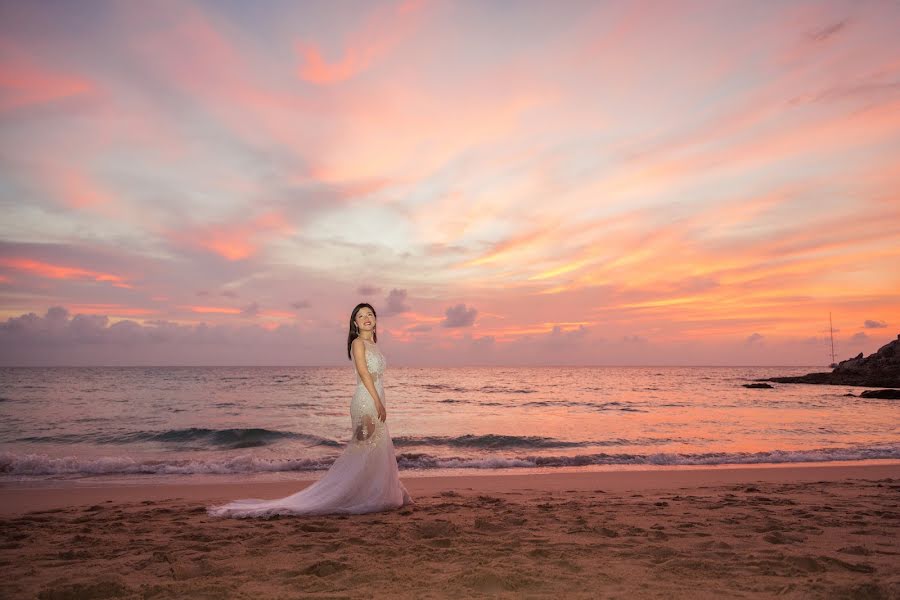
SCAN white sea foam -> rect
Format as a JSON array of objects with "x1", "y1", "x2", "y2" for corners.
[{"x1": 2, "y1": 444, "x2": 898, "y2": 477}]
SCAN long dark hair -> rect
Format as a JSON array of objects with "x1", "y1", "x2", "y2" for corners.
[{"x1": 347, "y1": 303, "x2": 377, "y2": 359}]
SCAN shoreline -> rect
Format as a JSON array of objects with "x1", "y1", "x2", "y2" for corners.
[
  {"x1": 2, "y1": 460, "x2": 897, "y2": 517},
  {"x1": 2, "y1": 461, "x2": 898, "y2": 598}
]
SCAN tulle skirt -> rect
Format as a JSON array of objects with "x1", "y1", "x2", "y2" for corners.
[{"x1": 207, "y1": 379, "x2": 412, "y2": 518}]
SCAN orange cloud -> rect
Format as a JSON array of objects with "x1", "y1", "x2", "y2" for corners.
[
  {"x1": 169, "y1": 212, "x2": 295, "y2": 261},
  {"x1": 460, "y1": 221, "x2": 563, "y2": 269},
  {"x1": 187, "y1": 306, "x2": 241, "y2": 315},
  {"x1": 183, "y1": 307, "x2": 295, "y2": 320},
  {"x1": 65, "y1": 304, "x2": 157, "y2": 316},
  {"x1": 0, "y1": 257, "x2": 132, "y2": 288},
  {"x1": 310, "y1": 79, "x2": 556, "y2": 186},
  {"x1": 593, "y1": 98, "x2": 900, "y2": 209},
  {"x1": 260, "y1": 310, "x2": 296, "y2": 319}
]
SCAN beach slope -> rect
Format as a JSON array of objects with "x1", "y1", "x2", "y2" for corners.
[{"x1": 1, "y1": 463, "x2": 898, "y2": 599}]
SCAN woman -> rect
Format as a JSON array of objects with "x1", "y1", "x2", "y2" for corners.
[{"x1": 207, "y1": 303, "x2": 413, "y2": 517}]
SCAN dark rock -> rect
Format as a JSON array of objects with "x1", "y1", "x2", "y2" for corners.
[
  {"x1": 760, "y1": 334, "x2": 900, "y2": 387},
  {"x1": 743, "y1": 383, "x2": 773, "y2": 389},
  {"x1": 859, "y1": 389, "x2": 900, "y2": 399},
  {"x1": 840, "y1": 352, "x2": 865, "y2": 370}
]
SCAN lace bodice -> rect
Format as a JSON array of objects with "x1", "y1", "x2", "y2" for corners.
[{"x1": 356, "y1": 339, "x2": 386, "y2": 384}]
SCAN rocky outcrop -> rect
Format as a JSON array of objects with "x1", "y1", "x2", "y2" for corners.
[
  {"x1": 760, "y1": 334, "x2": 900, "y2": 387},
  {"x1": 859, "y1": 389, "x2": 900, "y2": 399},
  {"x1": 743, "y1": 383, "x2": 773, "y2": 389}
]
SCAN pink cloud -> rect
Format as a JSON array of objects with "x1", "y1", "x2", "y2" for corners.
[
  {"x1": 295, "y1": 0, "x2": 427, "y2": 84},
  {"x1": 188, "y1": 306, "x2": 242, "y2": 315},
  {"x1": 0, "y1": 257, "x2": 132, "y2": 289},
  {"x1": 0, "y1": 40, "x2": 95, "y2": 111},
  {"x1": 166, "y1": 212, "x2": 295, "y2": 261},
  {"x1": 2, "y1": 2, "x2": 899, "y2": 365},
  {"x1": 54, "y1": 166, "x2": 117, "y2": 209}
]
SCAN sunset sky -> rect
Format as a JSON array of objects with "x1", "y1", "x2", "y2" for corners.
[{"x1": 1, "y1": 0, "x2": 898, "y2": 366}]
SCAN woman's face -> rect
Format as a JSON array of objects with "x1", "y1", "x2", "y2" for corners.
[{"x1": 355, "y1": 307, "x2": 376, "y2": 333}]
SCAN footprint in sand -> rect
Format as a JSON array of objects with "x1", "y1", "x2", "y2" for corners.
[
  {"x1": 474, "y1": 517, "x2": 506, "y2": 532},
  {"x1": 477, "y1": 495, "x2": 504, "y2": 505},
  {"x1": 763, "y1": 531, "x2": 807, "y2": 545},
  {"x1": 838, "y1": 545, "x2": 872, "y2": 555},
  {"x1": 553, "y1": 558, "x2": 583, "y2": 573},
  {"x1": 295, "y1": 522, "x2": 340, "y2": 533},
  {"x1": 593, "y1": 526, "x2": 619, "y2": 537},
  {"x1": 414, "y1": 520, "x2": 458, "y2": 539},
  {"x1": 39, "y1": 576, "x2": 132, "y2": 599},
  {"x1": 450, "y1": 568, "x2": 533, "y2": 594},
  {"x1": 304, "y1": 560, "x2": 349, "y2": 577}
]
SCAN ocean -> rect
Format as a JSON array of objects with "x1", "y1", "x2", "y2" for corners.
[{"x1": 1, "y1": 365, "x2": 898, "y2": 486}]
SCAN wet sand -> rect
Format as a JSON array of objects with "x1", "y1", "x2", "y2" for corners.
[{"x1": 1, "y1": 463, "x2": 898, "y2": 599}]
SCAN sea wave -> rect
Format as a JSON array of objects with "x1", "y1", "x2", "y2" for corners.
[
  {"x1": 397, "y1": 445, "x2": 900, "y2": 468},
  {"x1": 392, "y1": 434, "x2": 678, "y2": 449},
  {"x1": 419, "y1": 383, "x2": 536, "y2": 394},
  {"x1": 13, "y1": 427, "x2": 341, "y2": 450},
  {"x1": 523, "y1": 400, "x2": 646, "y2": 411},
  {"x1": 2, "y1": 444, "x2": 898, "y2": 477}
]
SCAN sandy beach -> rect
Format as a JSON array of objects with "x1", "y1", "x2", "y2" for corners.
[{"x1": 1, "y1": 462, "x2": 898, "y2": 599}]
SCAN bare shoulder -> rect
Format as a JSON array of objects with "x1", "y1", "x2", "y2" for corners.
[{"x1": 351, "y1": 337, "x2": 366, "y2": 354}]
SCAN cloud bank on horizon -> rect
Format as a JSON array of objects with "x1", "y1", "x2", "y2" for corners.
[{"x1": 1, "y1": 0, "x2": 898, "y2": 366}]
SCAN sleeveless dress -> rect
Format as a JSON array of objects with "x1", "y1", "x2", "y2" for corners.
[{"x1": 207, "y1": 339, "x2": 413, "y2": 518}]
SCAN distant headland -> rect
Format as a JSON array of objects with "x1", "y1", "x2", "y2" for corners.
[{"x1": 760, "y1": 334, "x2": 900, "y2": 388}]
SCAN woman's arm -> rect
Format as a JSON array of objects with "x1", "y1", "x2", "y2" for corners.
[{"x1": 351, "y1": 339, "x2": 386, "y2": 422}]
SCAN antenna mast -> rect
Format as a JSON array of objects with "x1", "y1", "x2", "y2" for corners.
[{"x1": 829, "y1": 312, "x2": 836, "y2": 367}]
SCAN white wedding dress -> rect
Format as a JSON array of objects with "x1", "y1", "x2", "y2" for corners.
[{"x1": 207, "y1": 339, "x2": 413, "y2": 518}]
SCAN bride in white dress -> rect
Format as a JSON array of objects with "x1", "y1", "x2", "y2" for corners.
[{"x1": 207, "y1": 303, "x2": 413, "y2": 518}]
